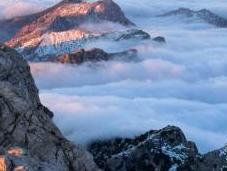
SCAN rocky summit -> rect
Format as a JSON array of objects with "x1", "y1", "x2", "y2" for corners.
[
  {"x1": 14, "y1": 29, "x2": 150, "y2": 62},
  {"x1": 0, "y1": 0, "x2": 133, "y2": 42},
  {"x1": 0, "y1": 43, "x2": 100, "y2": 171},
  {"x1": 0, "y1": 0, "x2": 161, "y2": 63},
  {"x1": 2, "y1": 0, "x2": 138, "y2": 61},
  {"x1": 88, "y1": 126, "x2": 227, "y2": 171}
]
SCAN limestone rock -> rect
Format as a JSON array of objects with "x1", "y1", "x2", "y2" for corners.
[{"x1": 0, "y1": 43, "x2": 100, "y2": 171}]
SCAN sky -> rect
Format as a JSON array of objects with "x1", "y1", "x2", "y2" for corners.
[
  {"x1": 0, "y1": 0, "x2": 60, "y2": 18},
  {"x1": 1, "y1": 0, "x2": 227, "y2": 153}
]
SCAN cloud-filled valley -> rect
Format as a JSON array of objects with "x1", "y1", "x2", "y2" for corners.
[{"x1": 1, "y1": 0, "x2": 227, "y2": 154}]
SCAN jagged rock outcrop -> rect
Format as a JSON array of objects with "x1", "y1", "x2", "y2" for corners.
[
  {"x1": 158, "y1": 8, "x2": 227, "y2": 27},
  {"x1": 0, "y1": 43, "x2": 100, "y2": 171},
  {"x1": 13, "y1": 29, "x2": 150, "y2": 61},
  {"x1": 47, "y1": 48, "x2": 138, "y2": 64},
  {"x1": 88, "y1": 126, "x2": 227, "y2": 171},
  {"x1": 0, "y1": 0, "x2": 132, "y2": 42}
]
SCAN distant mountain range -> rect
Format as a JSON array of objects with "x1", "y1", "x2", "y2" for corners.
[
  {"x1": 1, "y1": 1, "x2": 226, "y2": 64},
  {"x1": 158, "y1": 8, "x2": 227, "y2": 27},
  {"x1": 0, "y1": 0, "x2": 164, "y2": 63}
]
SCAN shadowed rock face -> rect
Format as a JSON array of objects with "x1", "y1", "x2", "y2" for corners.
[
  {"x1": 0, "y1": 15, "x2": 37, "y2": 42},
  {"x1": 0, "y1": 43, "x2": 100, "y2": 171},
  {"x1": 200, "y1": 146, "x2": 227, "y2": 171},
  {"x1": 158, "y1": 8, "x2": 227, "y2": 28},
  {"x1": 88, "y1": 126, "x2": 227, "y2": 171},
  {"x1": 47, "y1": 48, "x2": 138, "y2": 64}
]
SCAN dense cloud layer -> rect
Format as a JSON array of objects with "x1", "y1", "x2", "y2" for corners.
[
  {"x1": 31, "y1": 12, "x2": 227, "y2": 153},
  {"x1": 3, "y1": 0, "x2": 227, "y2": 153}
]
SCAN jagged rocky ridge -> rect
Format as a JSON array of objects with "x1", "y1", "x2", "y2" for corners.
[
  {"x1": 47, "y1": 48, "x2": 138, "y2": 64},
  {"x1": 0, "y1": 43, "x2": 100, "y2": 171},
  {"x1": 2, "y1": 0, "x2": 139, "y2": 61},
  {"x1": 88, "y1": 126, "x2": 227, "y2": 171},
  {"x1": 0, "y1": 0, "x2": 133, "y2": 42},
  {"x1": 158, "y1": 8, "x2": 227, "y2": 28},
  {"x1": 16, "y1": 29, "x2": 151, "y2": 61},
  {"x1": 0, "y1": 0, "x2": 162, "y2": 63}
]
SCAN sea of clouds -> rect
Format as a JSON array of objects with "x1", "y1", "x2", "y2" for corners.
[{"x1": 1, "y1": 0, "x2": 227, "y2": 153}]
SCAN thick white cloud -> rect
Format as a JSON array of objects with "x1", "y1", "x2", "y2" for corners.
[
  {"x1": 4, "y1": 0, "x2": 227, "y2": 153},
  {"x1": 31, "y1": 14, "x2": 227, "y2": 153}
]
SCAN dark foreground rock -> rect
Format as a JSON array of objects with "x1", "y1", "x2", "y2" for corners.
[
  {"x1": 158, "y1": 8, "x2": 227, "y2": 28},
  {"x1": 88, "y1": 126, "x2": 227, "y2": 171},
  {"x1": 0, "y1": 43, "x2": 100, "y2": 171},
  {"x1": 47, "y1": 48, "x2": 138, "y2": 64}
]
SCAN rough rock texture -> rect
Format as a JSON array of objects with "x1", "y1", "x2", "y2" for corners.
[
  {"x1": 47, "y1": 48, "x2": 138, "y2": 64},
  {"x1": 158, "y1": 8, "x2": 227, "y2": 27},
  {"x1": 200, "y1": 146, "x2": 227, "y2": 171},
  {"x1": 88, "y1": 126, "x2": 226, "y2": 171},
  {"x1": 0, "y1": 0, "x2": 132, "y2": 42},
  {"x1": 0, "y1": 0, "x2": 155, "y2": 63},
  {"x1": 0, "y1": 15, "x2": 37, "y2": 42},
  {"x1": 1, "y1": 0, "x2": 157, "y2": 63},
  {"x1": 13, "y1": 29, "x2": 150, "y2": 61},
  {"x1": 0, "y1": 43, "x2": 100, "y2": 171},
  {"x1": 6, "y1": 0, "x2": 134, "y2": 48}
]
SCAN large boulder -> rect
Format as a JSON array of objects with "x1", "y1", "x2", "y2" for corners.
[{"x1": 0, "y1": 43, "x2": 100, "y2": 171}]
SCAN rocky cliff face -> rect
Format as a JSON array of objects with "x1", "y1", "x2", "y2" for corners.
[
  {"x1": 0, "y1": 43, "x2": 100, "y2": 171},
  {"x1": 88, "y1": 126, "x2": 227, "y2": 171}
]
